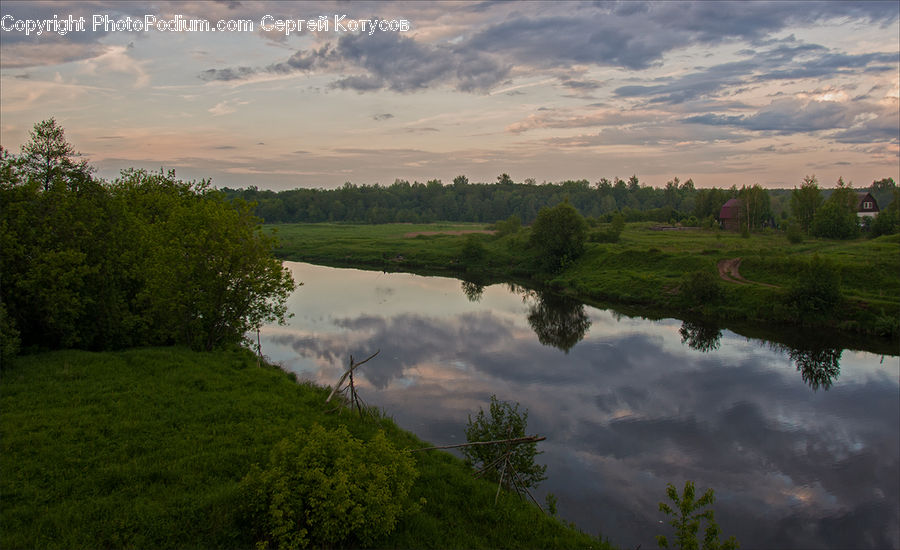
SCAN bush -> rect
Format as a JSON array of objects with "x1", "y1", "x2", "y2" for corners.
[
  {"x1": 460, "y1": 235, "x2": 487, "y2": 264},
  {"x1": 680, "y1": 270, "x2": 721, "y2": 304},
  {"x1": 786, "y1": 221, "x2": 803, "y2": 244},
  {"x1": 788, "y1": 255, "x2": 842, "y2": 319},
  {"x1": 493, "y1": 214, "x2": 522, "y2": 237},
  {"x1": 242, "y1": 424, "x2": 418, "y2": 549},
  {"x1": 870, "y1": 205, "x2": 898, "y2": 237},
  {"x1": 589, "y1": 211, "x2": 623, "y2": 243}
]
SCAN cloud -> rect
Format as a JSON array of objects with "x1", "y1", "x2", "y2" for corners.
[
  {"x1": 612, "y1": 40, "x2": 898, "y2": 107},
  {"x1": 685, "y1": 96, "x2": 900, "y2": 143},
  {"x1": 207, "y1": 98, "x2": 248, "y2": 116},
  {"x1": 259, "y1": 271, "x2": 900, "y2": 548},
  {"x1": 506, "y1": 108, "x2": 667, "y2": 134},
  {"x1": 193, "y1": 1, "x2": 898, "y2": 102},
  {"x1": 200, "y1": 30, "x2": 510, "y2": 93},
  {"x1": 81, "y1": 45, "x2": 150, "y2": 88}
]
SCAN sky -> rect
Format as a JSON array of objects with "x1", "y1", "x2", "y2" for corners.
[{"x1": 1, "y1": 0, "x2": 898, "y2": 190}]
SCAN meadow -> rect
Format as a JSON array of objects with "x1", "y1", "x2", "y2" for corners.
[{"x1": 1, "y1": 347, "x2": 614, "y2": 549}]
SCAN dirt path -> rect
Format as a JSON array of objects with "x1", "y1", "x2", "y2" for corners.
[
  {"x1": 717, "y1": 258, "x2": 778, "y2": 287},
  {"x1": 403, "y1": 230, "x2": 496, "y2": 238}
]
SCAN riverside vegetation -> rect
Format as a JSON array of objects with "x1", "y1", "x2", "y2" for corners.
[
  {"x1": 268, "y1": 215, "x2": 900, "y2": 345},
  {"x1": 1, "y1": 119, "x2": 890, "y2": 547},
  {"x1": 1, "y1": 120, "x2": 618, "y2": 548}
]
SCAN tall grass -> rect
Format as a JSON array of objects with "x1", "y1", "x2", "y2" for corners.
[{"x1": 1, "y1": 347, "x2": 613, "y2": 549}]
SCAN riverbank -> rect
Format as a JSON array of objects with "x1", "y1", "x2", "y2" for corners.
[
  {"x1": 1, "y1": 347, "x2": 614, "y2": 549},
  {"x1": 269, "y1": 222, "x2": 899, "y2": 351}
]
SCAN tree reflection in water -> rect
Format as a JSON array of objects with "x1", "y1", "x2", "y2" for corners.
[
  {"x1": 525, "y1": 290, "x2": 592, "y2": 353},
  {"x1": 789, "y1": 346, "x2": 842, "y2": 391},
  {"x1": 679, "y1": 321, "x2": 722, "y2": 352},
  {"x1": 460, "y1": 280, "x2": 485, "y2": 302}
]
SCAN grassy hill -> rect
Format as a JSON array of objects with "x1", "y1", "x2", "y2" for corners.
[{"x1": 1, "y1": 347, "x2": 614, "y2": 549}]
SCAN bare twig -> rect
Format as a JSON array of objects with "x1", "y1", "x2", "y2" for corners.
[
  {"x1": 325, "y1": 350, "x2": 380, "y2": 403},
  {"x1": 408, "y1": 435, "x2": 546, "y2": 452}
]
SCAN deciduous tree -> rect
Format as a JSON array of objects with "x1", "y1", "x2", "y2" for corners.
[
  {"x1": 790, "y1": 175, "x2": 823, "y2": 234},
  {"x1": 529, "y1": 200, "x2": 588, "y2": 271}
]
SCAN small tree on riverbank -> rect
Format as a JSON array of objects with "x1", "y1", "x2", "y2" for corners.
[
  {"x1": 464, "y1": 395, "x2": 547, "y2": 499},
  {"x1": 529, "y1": 200, "x2": 588, "y2": 272}
]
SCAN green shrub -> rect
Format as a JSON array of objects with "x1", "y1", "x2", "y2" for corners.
[
  {"x1": 493, "y1": 214, "x2": 522, "y2": 237},
  {"x1": 242, "y1": 424, "x2": 418, "y2": 549},
  {"x1": 785, "y1": 221, "x2": 803, "y2": 244},
  {"x1": 592, "y1": 213, "x2": 625, "y2": 243},
  {"x1": 788, "y1": 255, "x2": 842, "y2": 319},
  {"x1": 680, "y1": 270, "x2": 721, "y2": 304},
  {"x1": 460, "y1": 235, "x2": 487, "y2": 264}
]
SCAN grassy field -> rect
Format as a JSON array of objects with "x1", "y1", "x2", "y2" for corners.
[
  {"x1": 269, "y1": 222, "x2": 900, "y2": 345},
  {"x1": 1, "y1": 347, "x2": 614, "y2": 549}
]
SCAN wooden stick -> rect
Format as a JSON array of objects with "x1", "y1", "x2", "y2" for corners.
[
  {"x1": 409, "y1": 435, "x2": 546, "y2": 452},
  {"x1": 325, "y1": 350, "x2": 380, "y2": 403}
]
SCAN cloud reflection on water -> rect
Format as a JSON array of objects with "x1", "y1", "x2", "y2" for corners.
[{"x1": 262, "y1": 263, "x2": 899, "y2": 549}]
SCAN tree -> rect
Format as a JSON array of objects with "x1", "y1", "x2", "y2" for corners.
[
  {"x1": 870, "y1": 187, "x2": 899, "y2": 237},
  {"x1": 526, "y1": 291, "x2": 592, "y2": 353},
  {"x1": 812, "y1": 178, "x2": 858, "y2": 239},
  {"x1": 656, "y1": 481, "x2": 739, "y2": 550},
  {"x1": 737, "y1": 184, "x2": 770, "y2": 231},
  {"x1": 123, "y1": 169, "x2": 297, "y2": 351},
  {"x1": 788, "y1": 254, "x2": 842, "y2": 319},
  {"x1": 1, "y1": 120, "x2": 298, "y2": 355},
  {"x1": 790, "y1": 175, "x2": 823, "y2": 234},
  {"x1": 529, "y1": 200, "x2": 588, "y2": 271},
  {"x1": 464, "y1": 395, "x2": 546, "y2": 494},
  {"x1": 18, "y1": 118, "x2": 92, "y2": 191},
  {"x1": 679, "y1": 321, "x2": 721, "y2": 353}
]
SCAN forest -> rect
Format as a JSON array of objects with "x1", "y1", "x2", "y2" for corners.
[{"x1": 221, "y1": 173, "x2": 898, "y2": 232}]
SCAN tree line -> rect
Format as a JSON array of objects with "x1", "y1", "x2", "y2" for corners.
[
  {"x1": 221, "y1": 173, "x2": 897, "y2": 234},
  {"x1": 1, "y1": 119, "x2": 295, "y2": 361}
]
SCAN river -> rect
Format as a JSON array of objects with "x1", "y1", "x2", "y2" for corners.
[{"x1": 260, "y1": 262, "x2": 899, "y2": 549}]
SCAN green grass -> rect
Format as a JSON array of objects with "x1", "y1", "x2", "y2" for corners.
[
  {"x1": 270, "y1": 222, "x2": 490, "y2": 268},
  {"x1": 268, "y1": 222, "x2": 900, "y2": 343},
  {"x1": 1, "y1": 347, "x2": 614, "y2": 549}
]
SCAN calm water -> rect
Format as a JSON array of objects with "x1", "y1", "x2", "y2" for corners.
[{"x1": 260, "y1": 262, "x2": 900, "y2": 549}]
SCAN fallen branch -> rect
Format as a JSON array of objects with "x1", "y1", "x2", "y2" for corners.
[
  {"x1": 408, "y1": 435, "x2": 546, "y2": 452},
  {"x1": 325, "y1": 350, "x2": 380, "y2": 403}
]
